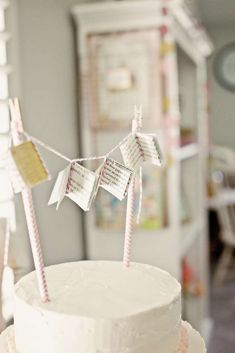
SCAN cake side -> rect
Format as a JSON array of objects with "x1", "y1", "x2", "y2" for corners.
[
  {"x1": 14, "y1": 261, "x2": 182, "y2": 353},
  {"x1": 0, "y1": 323, "x2": 207, "y2": 353}
]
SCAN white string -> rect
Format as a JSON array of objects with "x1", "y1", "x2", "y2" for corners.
[
  {"x1": 71, "y1": 155, "x2": 105, "y2": 163},
  {"x1": 106, "y1": 133, "x2": 132, "y2": 158},
  {"x1": 23, "y1": 132, "x2": 73, "y2": 163},
  {"x1": 22, "y1": 131, "x2": 132, "y2": 165},
  {"x1": 72, "y1": 133, "x2": 131, "y2": 163}
]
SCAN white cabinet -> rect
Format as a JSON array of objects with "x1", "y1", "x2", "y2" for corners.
[{"x1": 72, "y1": 0, "x2": 213, "y2": 337}]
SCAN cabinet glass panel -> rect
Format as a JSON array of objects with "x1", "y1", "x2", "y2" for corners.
[
  {"x1": 177, "y1": 46, "x2": 198, "y2": 146},
  {"x1": 95, "y1": 165, "x2": 167, "y2": 231},
  {"x1": 180, "y1": 155, "x2": 200, "y2": 224}
]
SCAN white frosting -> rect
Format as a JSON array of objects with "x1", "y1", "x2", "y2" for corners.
[
  {"x1": 14, "y1": 261, "x2": 182, "y2": 353},
  {"x1": 0, "y1": 322, "x2": 207, "y2": 353}
]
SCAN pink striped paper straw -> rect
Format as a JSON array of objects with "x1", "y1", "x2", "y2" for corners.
[
  {"x1": 123, "y1": 176, "x2": 136, "y2": 267},
  {"x1": 9, "y1": 98, "x2": 50, "y2": 302},
  {"x1": 123, "y1": 106, "x2": 142, "y2": 267}
]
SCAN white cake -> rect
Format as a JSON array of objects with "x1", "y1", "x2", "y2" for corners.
[{"x1": 0, "y1": 261, "x2": 206, "y2": 353}]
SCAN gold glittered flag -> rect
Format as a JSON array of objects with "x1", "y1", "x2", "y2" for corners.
[
  {"x1": 162, "y1": 96, "x2": 170, "y2": 113},
  {"x1": 11, "y1": 141, "x2": 49, "y2": 188},
  {"x1": 160, "y1": 42, "x2": 174, "y2": 56}
]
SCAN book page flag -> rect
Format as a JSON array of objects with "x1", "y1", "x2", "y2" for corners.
[
  {"x1": 66, "y1": 163, "x2": 98, "y2": 211},
  {"x1": 120, "y1": 134, "x2": 143, "y2": 171},
  {"x1": 48, "y1": 165, "x2": 71, "y2": 209},
  {"x1": 98, "y1": 158, "x2": 133, "y2": 201},
  {"x1": 138, "y1": 133, "x2": 163, "y2": 166},
  {"x1": 10, "y1": 141, "x2": 50, "y2": 188},
  {"x1": 120, "y1": 133, "x2": 163, "y2": 171},
  {"x1": 49, "y1": 163, "x2": 98, "y2": 211}
]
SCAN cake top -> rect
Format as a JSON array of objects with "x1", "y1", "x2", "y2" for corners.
[{"x1": 15, "y1": 261, "x2": 181, "y2": 319}]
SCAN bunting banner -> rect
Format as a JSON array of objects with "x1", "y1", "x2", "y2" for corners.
[
  {"x1": 4, "y1": 99, "x2": 164, "y2": 279},
  {"x1": 2, "y1": 129, "x2": 162, "y2": 213}
]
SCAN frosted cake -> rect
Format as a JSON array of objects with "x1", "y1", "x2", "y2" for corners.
[{"x1": 0, "y1": 261, "x2": 206, "y2": 353}]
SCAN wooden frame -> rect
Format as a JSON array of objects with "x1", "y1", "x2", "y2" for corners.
[{"x1": 87, "y1": 29, "x2": 162, "y2": 130}]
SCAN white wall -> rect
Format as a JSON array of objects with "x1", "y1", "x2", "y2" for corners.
[
  {"x1": 6, "y1": 0, "x2": 234, "y2": 277},
  {"x1": 7, "y1": 0, "x2": 87, "y2": 275},
  {"x1": 207, "y1": 26, "x2": 235, "y2": 150}
]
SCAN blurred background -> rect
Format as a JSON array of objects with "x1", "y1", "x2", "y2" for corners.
[{"x1": 0, "y1": 0, "x2": 235, "y2": 352}]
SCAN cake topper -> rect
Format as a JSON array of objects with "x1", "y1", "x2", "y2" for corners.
[{"x1": 5, "y1": 98, "x2": 163, "y2": 301}]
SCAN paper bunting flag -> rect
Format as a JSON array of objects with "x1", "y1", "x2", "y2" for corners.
[
  {"x1": 11, "y1": 141, "x2": 49, "y2": 187},
  {"x1": 48, "y1": 165, "x2": 71, "y2": 209},
  {"x1": 98, "y1": 158, "x2": 133, "y2": 201},
  {"x1": 160, "y1": 42, "x2": 174, "y2": 56},
  {"x1": 49, "y1": 158, "x2": 133, "y2": 211},
  {"x1": 48, "y1": 163, "x2": 98, "y2": 211},
  {"x1": 120, "y1": 133, "x2": 163, "y2": 171},
  {"x1": 66, "y1": 163, "x2": 98, "y2": 211},
  {"x1": 5, "y1": 141, "x2": 49, "y2": 191}
]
